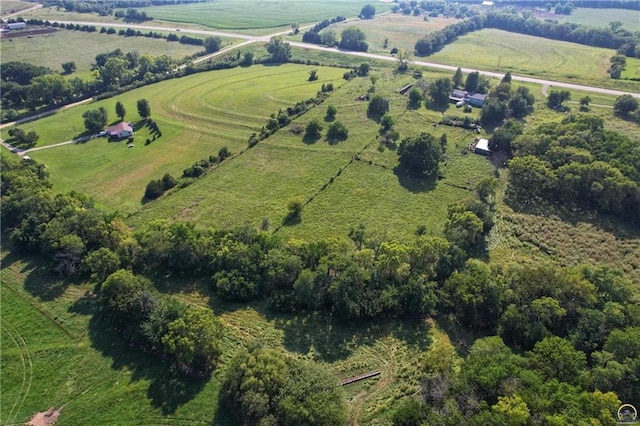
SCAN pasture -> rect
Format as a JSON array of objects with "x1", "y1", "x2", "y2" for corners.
[
  {"x1": 427, "y1": 29, "x2": 640, "y2": 91},
  {"x1": 143, "y1": 0, "x2": 393, "y2": 33},
  {"x1": 0, "y1": 0, "x2": 33, "y2": 15},
  {"x1": 22, "y1": 64, "x2": 348, "y2": 214},
  {"x1": 328, "y1": 13, "x2": 460, "y2": 55},
  {"x1": 127, "y1": 68, "x2": 493, "y2": 240},
  {"x1": 0, "y1": 28, "x2": 211, "y2": 75},
  {"x1": 1, "y1": 249, "x2": 453, "y2": 425}
]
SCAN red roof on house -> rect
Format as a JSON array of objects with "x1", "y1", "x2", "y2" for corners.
[{"x1": 105, "y1": 122, "x2": 133, "y2": 134}]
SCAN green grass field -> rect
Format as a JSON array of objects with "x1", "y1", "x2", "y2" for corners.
[
  {"x1": 1, "y1": 249, "x2": 454, "y2": 425},
  {"x1": 21, "y1": 64, "x2": 347, "y2": 214},
  {"x1": 554, "y1": 7, "x2": 640, "y2": 30},
  {"x1": 427, "y1": 29, "x2": 640, "y2": 92},
  {"x1": 126, "y1": 67, "x2": 493, "y2": 240},
  {"x1": 326, "y1": 13, "x2": 460, "y2": 55},
  {"x1": 0, "y1": 28, "x2": 211, "y2": 75},
  {"x1": 143, "y1": 0, "x2": 392, "y2": 32}
]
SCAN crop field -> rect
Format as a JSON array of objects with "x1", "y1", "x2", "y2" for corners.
[
  {"x1": 427, "y1": 29, "x2": 640, "y2": 91},
  {"x1": 126, "y1": 67, "x2": 493, "y2": 239},
  {"x1": 327, "y1": 13, "x2": 460, "y2": 55},
  {"x1": 23, "y1": 64, "x2": 347, "y2": 214},
  {"x1": 143, "y1": 0, "x2": 393, "y2": 33},
  {"x1": 0, "y1": 0, "x2": 33, "y2": 15},
  {"x1": 1, "y1": 250, "x2": 455, "y2": 425},
  {"x1": 556, "y1": 7, "x2": 640, "y2": 30},
  {"x1": 0, "y1": 28, "x2": 211, "y2": 75}
]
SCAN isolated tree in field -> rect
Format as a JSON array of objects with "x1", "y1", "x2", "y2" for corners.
[
  {"x1": 546, "y1": 90, "x2": 570, "y2": 109},
  {"x1": 396, "y1": 50, "x2": 411, "y2": 72},
  {"x1": 614, "y1": 94, "x2": 639, "y2": 117},
  {"x1": 397, "y1": 132, "x2": 442, "y2": 178},
  {"x1": 305, "y1": 119, "x2": 323, "y2": 140},
  {"x1": 339, "y1": 27, "x2": 368, "y2": 52},
  {"x1": 368, "y1": 95, "x2": 389, "y2": 117},
  {"x1": 580, "y1": 95, "x2": 591, "y2": 111},
  {"x1": 287, "y1": 197, "x2": 304, "y2": 219},
  {"x1": 360, "y1": 4, "x2": 376, "y2": 19},
  {"x1": 161, "y1": 306, "x2": 223, "y2": 375},
  {"x1": 428, "y1": 77, "x2": 453, "y2": 106},
  {"x1": 137, "y1": 98, "x2": 151, "y2": 119},
  {"x1": 358, "y1": 62, "x2": 370, "y2": 76},
  {"x1": 369, "y1": 75, "x2": 379, "y2": 91},
  {"x1": 203, "y1": 36, "x2": 222, "y2": 53},
  {"x1": 327, "y1": 121, "x2": 348, "y2": 141},
  {"x1": 83, "y1": 107, "x2": 108, "y2": 133},
  {"x1": 61, "y1": 61, "x2": 76, "y2": 74},
  {"x1": 291, "y1": 22, "x2": 299, "y2": 34},
  {"x1": 266, "y1": 36, "x2": 291, "y2": 63},
  {"x1": 380, "y1": 113, "x2": 394, "y2": 131},
  {"x1": 452, "y1": 67, "x2": 464, "y2": 88},
  {"x1": 408, "y1": 87, "x2": 423, "y2": 108},
  {"x1": 115, "y1": 101, "x2": 126, "y2": 121},
  {"x1": 308, "y1": 69, "x2": 318, "y2": 81},
  {"x1": 501, "y1": 71, "x2": 512, "y2": 84},
  {"x1": 464, "y1": 71, "x2": 480, "y2": 93},
  {"x1": 326, "y1": 104, "x2": 337, "y2": 119}
]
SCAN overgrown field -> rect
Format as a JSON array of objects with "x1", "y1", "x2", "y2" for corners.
[
  {"x1": 0, "y1": 251, "x2": 454, "y2": 425},
  {"x1": 21, "y1": 64, "x2": 347, "y2": 214},
  {"x1": 427, "y1": 29, "x2": 640, "y2": 92},
  {"x1": 126, "y1": 67, "x2": 493, "y2": 240},
  {"x1": 0, "y1": 28, "x2": 222, "y2": 75},
  {"x1": 143, "y1": 0, "x2": 392, "y2": 32}
]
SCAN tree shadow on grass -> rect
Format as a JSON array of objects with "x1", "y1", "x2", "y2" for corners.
[
  {"x1": 264, "y1": 310, "x2": 432, "y2": 363},
  {"x1": 84, "y1": 309, "x2": 207, "y2": 415},
  {"x1": 393, "y1": 166, "x2": 437, "y2": 194},
  {"x1": 302, "y1": 133, "x2": 321, "y2": 145},
  {"x1": 10, "y1": 253, "x2": 72, "y2": 301},
  {"x1": 425, "y1": 101, "x2": 449, "y2": 114}
]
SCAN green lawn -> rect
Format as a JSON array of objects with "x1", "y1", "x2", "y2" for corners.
[
  {"x1": 427, "y1": 29, "x2": 640, "y2": 92},
  {"x1": 0, "y1": 28, "x2": 223, "y2": 74},
  {"x1": 143, "y1": 0, "x2": 393, "y2": 32},
  {"x1": 18, "y1": 64, "x2": 347, "y2": 214}
]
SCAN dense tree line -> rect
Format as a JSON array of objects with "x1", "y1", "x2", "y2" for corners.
[
  {"x1": 414, "y1": 10, "x2": 640, "y2": 57},
  {"x1": 488, "y1": 0, "x2": 640, "y2": 10},
  {"x1": 3, "y1": 148, "x2": 639, "y2": 420},
  {"x1": 301, "y1": 15, "x2": 346, "y2": 44},
  {"x1": 507, "y1": 114, "x2": 640, "y2": 222}
]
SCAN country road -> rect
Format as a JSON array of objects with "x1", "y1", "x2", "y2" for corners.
[
  {"x1": 49, "y1": 19, "x2": 640, "y2": 100},
  {"x1": 2, "y1": 13, "x2": 639, "y2": 155}
]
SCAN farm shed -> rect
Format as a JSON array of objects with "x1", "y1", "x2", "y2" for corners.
[
  {"x1": 7, "y1": 22, "x2": 27, "y2": 30},
  {"x1": 474, "y1": 138, "x2": 490, "y2": 155},
  {"x1": 105, "y1": 122, "x2": 134, "y2": 139}
]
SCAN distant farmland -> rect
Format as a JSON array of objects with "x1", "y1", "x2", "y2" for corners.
[
  {"x1": 0, "y1": 28, "x2": 221, "y2": 75},
  {"x1": 145, "y1": 0, "x2": 393, "y2": 32},
  {"x1": 427, "y1": 29, "x2": 639, "y2": 91}
]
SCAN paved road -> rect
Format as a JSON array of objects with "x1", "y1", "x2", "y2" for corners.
[{"x1": 50, "y1": 19, "x2": 640, "y2": 99}]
